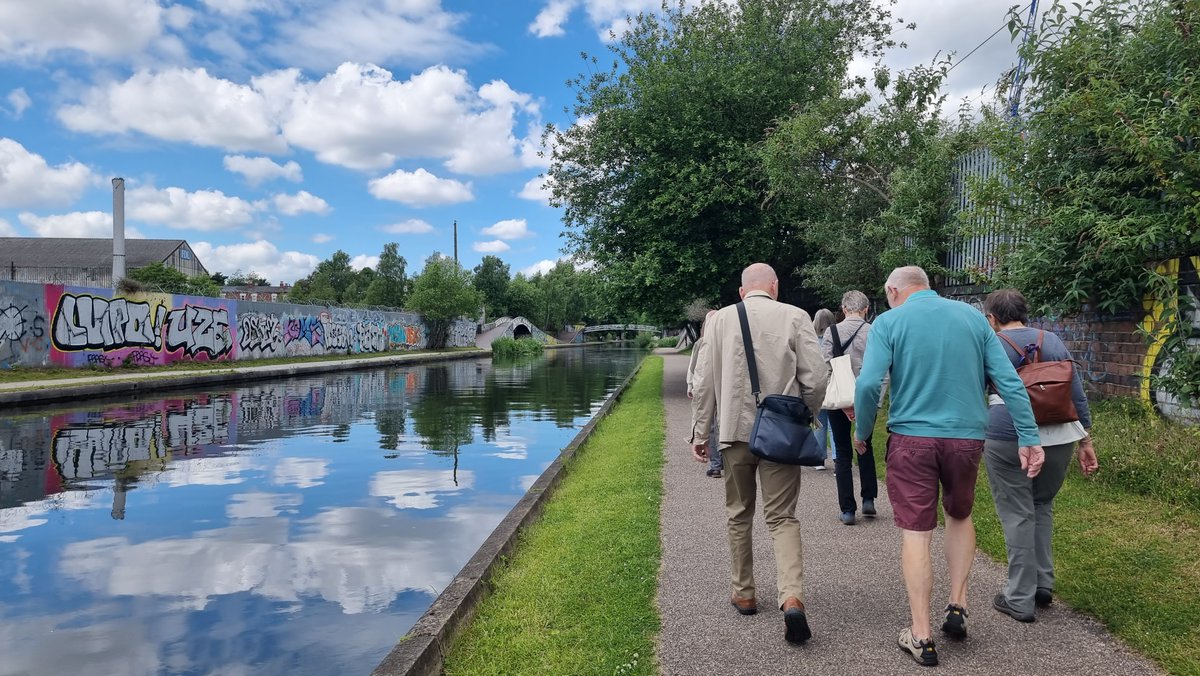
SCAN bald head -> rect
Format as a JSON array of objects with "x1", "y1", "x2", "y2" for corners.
[
  {"x1": 884, "y1": 266, "x2": 931, "y2": 308},
  {"x1": 740, "y1": 263, "x2": 779, "y2": 299}
]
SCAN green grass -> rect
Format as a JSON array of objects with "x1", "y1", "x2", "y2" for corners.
[
  {"x1": 443, "y1": 356, "x2": 665, "y2": 676},
  {"x1": 868, "y1": 402, "x2": 1200, "y2": 676},
  {"x1": 0, "y1": 347, "x2": 481, "y2": 386}
]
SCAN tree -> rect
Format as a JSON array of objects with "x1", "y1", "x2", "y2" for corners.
[
  {"x1": 227, "y1": 270, "x2": 269, "y2": 286},
  {"x1": 473, "y1": 255, "x2": 511, "y2": 320},
  {"x1": 547, "y1": 0, "x2": 897, "y2": 320},
  {"x1": 505, "y1": 274, "x2": 544, "y2": 323},
  {"x1": 364, "y1": 242, "x2": 408, "y2": 308},
  {"x1": 407, "y1": 254, "x2": 484, "y2": 348},
  {"x1": 288, "y1": 250, "x2": 356, "y2": 304},
  {"x1": 210, "y1": 271, "x2": 228, "y2": 285},
  {"x1": 126, "y1": 262, "x2": 221, "y2": 297},
  {"x1": 970, "y1": 0, "x2": 1200, "y2": 315},
  {"x1": 761, "y1": 60, "x2": 966, "y2": 301}
]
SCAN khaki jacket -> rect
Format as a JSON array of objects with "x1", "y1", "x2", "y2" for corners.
[{"x1": 690, "y1": 291, "x2": 828, "y2": 446}]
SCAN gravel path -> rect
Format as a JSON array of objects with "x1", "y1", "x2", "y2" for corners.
[{"x1": 655, "y1": 352, "x2": 1161, "y2": 675}]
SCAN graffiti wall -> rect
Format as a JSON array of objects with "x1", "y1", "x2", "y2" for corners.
[
  {"x1": 1139, "y1": 256, "x2": 1200, "y2": 424},
  {"x1": 0, "y1": 280, "x2": 476, "y2": 370}
]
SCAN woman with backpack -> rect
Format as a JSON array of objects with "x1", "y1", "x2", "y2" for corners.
[{"x1": 982, "y1": 289, "x2": 1100, "y2": 623}]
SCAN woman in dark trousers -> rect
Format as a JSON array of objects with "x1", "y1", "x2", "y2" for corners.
[
  {"x1": 820, "y1": 290, "x2": 878, "y2": 525},
  {"x1": 982, "y1": 289, "x2": 1099, "y2": 622}
]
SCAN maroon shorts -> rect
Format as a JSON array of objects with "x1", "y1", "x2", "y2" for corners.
[{"x1": 885, "y1": 433, "x2": 984, "y2": 532}]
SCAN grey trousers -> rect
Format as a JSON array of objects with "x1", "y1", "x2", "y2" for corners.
[{"x1": 983, "y1": 438, "x2": 1076, "y2": 614}]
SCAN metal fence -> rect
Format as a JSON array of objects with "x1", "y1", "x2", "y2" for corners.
[{"x1": 942, "y1": 147, "x2": 1012, "y2": 286}]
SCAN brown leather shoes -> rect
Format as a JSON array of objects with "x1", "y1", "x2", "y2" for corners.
[
  {"x1": 730, "y1": 595, "x2": 757, "y2": 615},
  {"x1": 782, "y1": 596, "x2": 812, "y2": 645}
]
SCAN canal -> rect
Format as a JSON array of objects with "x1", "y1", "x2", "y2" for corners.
[{"x1": 0, "y1": 346, "x2": 646, "y2": 675}]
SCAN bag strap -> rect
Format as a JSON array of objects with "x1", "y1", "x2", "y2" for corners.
[
  {"x1": 997, "y1": 330, "x2": 1037, "y2": 366},
  {"x1": 735, "y1": 302, "x2": 761, "y2": 406},
  {"x1": 832, "y1": 322, "x2": 864, "y2": 357}
]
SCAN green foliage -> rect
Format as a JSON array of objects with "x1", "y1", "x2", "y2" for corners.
[
  {"x1": 473, "y1": 255, "x2": 511, "y2": 320},
  {"x1": 1087, "y1": 397, "x2": 1200, "y2": 509},
  {"x1": 126, "y1": 262, "x2": 220, "y2": 297},
  {"x1": 633, "y1": 332, "x2": 656, "y2": 348},
  {"x1": 408, "y1": 254, "x2": 483, "y2": 348},
  {"x1": 363, "y1": 242, "x2": 408, "y2": 308},
  {"x1": 226, "y1": 270, "x2": 269, "y2": 286},
  {"x1": 762, "y1": 59, "x2": 967, "y2": 302},
  {"x1": 969, "y1": 0, "x2": 1200, "y2": 316},
  {"x1": 505, "y1": 274, "x2": 544, "y2": 323},
  {"x1": 491, "y1": 337, "x2": 545, "y2": 360},
  {"x1": 287, "y1": 250, "x2": 357, "y2": 304},
  {"x1": 548, "y1": 0, "x2": 898, "y2": 320},
  {"x1": 655, "y1": 336, "x2": 678, "y2": 348}
]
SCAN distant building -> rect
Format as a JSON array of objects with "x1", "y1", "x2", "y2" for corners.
[
  {"x1": 0, "y1": 238, "x2": 208, "y2": 287},
  {"x1": 221, "y1": 283, "x2": 290, "y2": 303}
]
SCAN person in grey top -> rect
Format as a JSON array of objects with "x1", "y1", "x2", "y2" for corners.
[
  {"x1": 819, "y1": 290, "x2": 877, "y2": 525},
  {"x1": 982, "y1": 289, "x2": 1099, "y2": 622}
]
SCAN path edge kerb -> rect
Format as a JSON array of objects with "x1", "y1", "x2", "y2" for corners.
[
  {"x1": 0, "y1": 350, "x2": 493, "y2": 410},
  {"x1": 371, "y1": 354, "x2": 651, "y2": 676}
]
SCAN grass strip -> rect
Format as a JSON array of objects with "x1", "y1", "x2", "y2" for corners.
[
  {"x1": 0, "y1": 347, "x2": 481, "y2": 385},
  {"x1": 443, "y1": 356, "x2": 665, "y2": 676},
  {"x1": 869, "y1": 404, "x2": 1200, "y2": 675}
]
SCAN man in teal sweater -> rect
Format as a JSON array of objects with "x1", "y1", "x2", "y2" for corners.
[{"x1": 853, "y1": 266, "x2": 1043, "y2": 668}]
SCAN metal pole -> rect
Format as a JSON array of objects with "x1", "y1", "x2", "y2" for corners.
[
  {"x1": 1008, "y1": 0, "x2": 1040, "y2": 119},
  {"x1": 112, "y1": 178, "x2": 126, "y2": 286},
  {"x1": 453, "y1": 220, "x2": 458, "y2": 265}
]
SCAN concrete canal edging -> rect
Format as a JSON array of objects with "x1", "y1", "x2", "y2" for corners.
[
  {"x1": 0, "y1": 349, "x2": 492, "y2": 410},
  {"x1": 371, "y1": 353, "x2": 650, "y2": 676}
]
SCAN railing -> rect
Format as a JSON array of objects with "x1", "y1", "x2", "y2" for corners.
[{"x1": 582, "y1": 324, "x2": 661, "y2": 334}]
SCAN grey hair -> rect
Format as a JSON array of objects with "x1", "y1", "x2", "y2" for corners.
[
  {"x1": 841, "y1": 290, "x2": 869, "y2": 313},
  {"x1": 885, "y1": 265, "x2": 930, "y2": 291},
  {"x1": 812, "y1": 308, "x2": 836, "y2": 335}
]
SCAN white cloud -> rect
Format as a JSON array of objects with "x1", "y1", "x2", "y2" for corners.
[
  {"x1": 0, "y1": 138, "x2": 95, "y2": 208},
  {"x1": 370, "y1": 470, "x2": 474, "y2": 510},
  {"x1": 312, "y1": 233, "x2": 333, "y2": 243},
  {"x1": 201, "y1": 0, "x2": 280, "y2": 15},
  {"x1": 17, "y1": 211, "x2": 145, "y2": 238},
  {"x1": 517, "y1": 175, "x2": 554, "y2": 205},
  {"x1": 380, "y1": 218, "x2": 434, "y2": 235},
  {"x1": 127, "y1": 186, "x2": 263, "y2": 231},
  {"x1": 0, "y1": 0, "x2": 178, "y2": 59},
  {"x1": 529, "y1": 0, "x2": 576, "y2": 37},
  {"x1": 58, "y1": 69, "x2": 288, "y2": 154},
  {"x1": 266, "y1": 0, "x2": 482, "y2": 72},
  {"x1": 521, "y1": 259, "x2": 558, "y2": 276},
  {"x1": 6, "y1": 88, "x2": 31, "y2": 118},
  {"x1": 368, "y1": 168, "x2": 473, "y2": 207},
  {"x1": 272, "y1": 190, "x2": 330, "y2": 216},
  {"x1": 350, "y1": 254, "x2": 380, "y2": 270},
  {"x1": 473, "y1": 239, "x2": 510, "y2": 253},
  {"x1": 59, "y1": 63, "x2": 544, "y2": 174},
  {"x1": 480, "y1": 218, "x2": 532, "y2": 240},
  {"x1": 223, "y1": 155, "x2": 303, "y2": 185},
  {"x1": 191, "y1": 240, "x2": 320, "y2": 283},
  {"x1": 0, "y1": 218, "x2": 16, "y2": 236},
  {"x1": 272, "y1": 457, "x2": 328, "y2": 489},
  {"x1": 227, "y1": 492, "x2": 302, "y2": 520}
]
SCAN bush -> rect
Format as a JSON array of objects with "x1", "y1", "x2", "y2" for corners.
[
  {"x1": 1088, "y1": 397, "x2": 1200, "y2": 509},
  {"x1": 634, "y1": 333, "x2": 656, "y2": 348},
  {"x1": 656, "y1": 336, "x2": 678, "y2": 348},
  {"x1": 492, "y1": 337, "x2": 545, "y2": 359}
]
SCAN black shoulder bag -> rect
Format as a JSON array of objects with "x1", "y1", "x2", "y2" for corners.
[{"x1": 736, "y1": 302, "x2": 823, "y2": 466}]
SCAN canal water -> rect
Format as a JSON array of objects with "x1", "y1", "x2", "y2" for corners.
[{"x1": 0, "y1": 347, "x2": 645, "y2": 676}]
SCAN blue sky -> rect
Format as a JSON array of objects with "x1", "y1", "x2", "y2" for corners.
[{"x1": 0, "y1": 0, "x2": 1027, "y2": 284}]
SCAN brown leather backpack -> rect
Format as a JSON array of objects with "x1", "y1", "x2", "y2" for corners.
[{"x1": 997, "y1": 330, "x2": 1079, "y2": 425}]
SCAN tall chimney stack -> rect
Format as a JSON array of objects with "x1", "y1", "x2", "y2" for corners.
[{"x1": 112, "y1": 178, "x2": 126, "y2": 287}]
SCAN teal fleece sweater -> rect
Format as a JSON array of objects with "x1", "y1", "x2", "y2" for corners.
[{"x1": 854, "y1": 290, "x2": 1041, "y2": 447}]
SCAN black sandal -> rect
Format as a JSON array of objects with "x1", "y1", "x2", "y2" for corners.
[{"x1": 706, "y1": 468, "x2": 722, "y2": 478}]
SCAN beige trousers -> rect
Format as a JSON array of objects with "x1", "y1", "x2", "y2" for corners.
[{"x1": 723, "y1": 441, "x2": 805, "y2": 608}]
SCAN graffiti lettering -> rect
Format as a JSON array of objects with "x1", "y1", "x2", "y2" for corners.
[
  {"x1": 324, "y1": 321, "x2": 351, "y2": 351},
  {"x1": 238, "y1": 312, "x2": 283, "y2": 354},
  {"x1": 52, "y1": 294, "x2": 164, "y2": 352},
  {"x1": 356, "y1": 320, "x2": 386, "y2": 353},
  {"x1": 165, "y1": 306, "x2": 232, "y2": 358},
  {"x1": 285, "y1": 316, "x2": 323, "y2": 347},
  {"x1": 53, "y1": 418, "x2": 162, "y2": 480}
]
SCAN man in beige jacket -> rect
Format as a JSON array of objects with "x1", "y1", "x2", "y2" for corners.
[{"x1": 690, "y1": 263, "x2": 828, "y2": 645}]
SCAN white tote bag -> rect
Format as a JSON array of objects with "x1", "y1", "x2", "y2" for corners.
[{"x1": 821, "y1": 354, "x2": 856, "y2": 410}]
